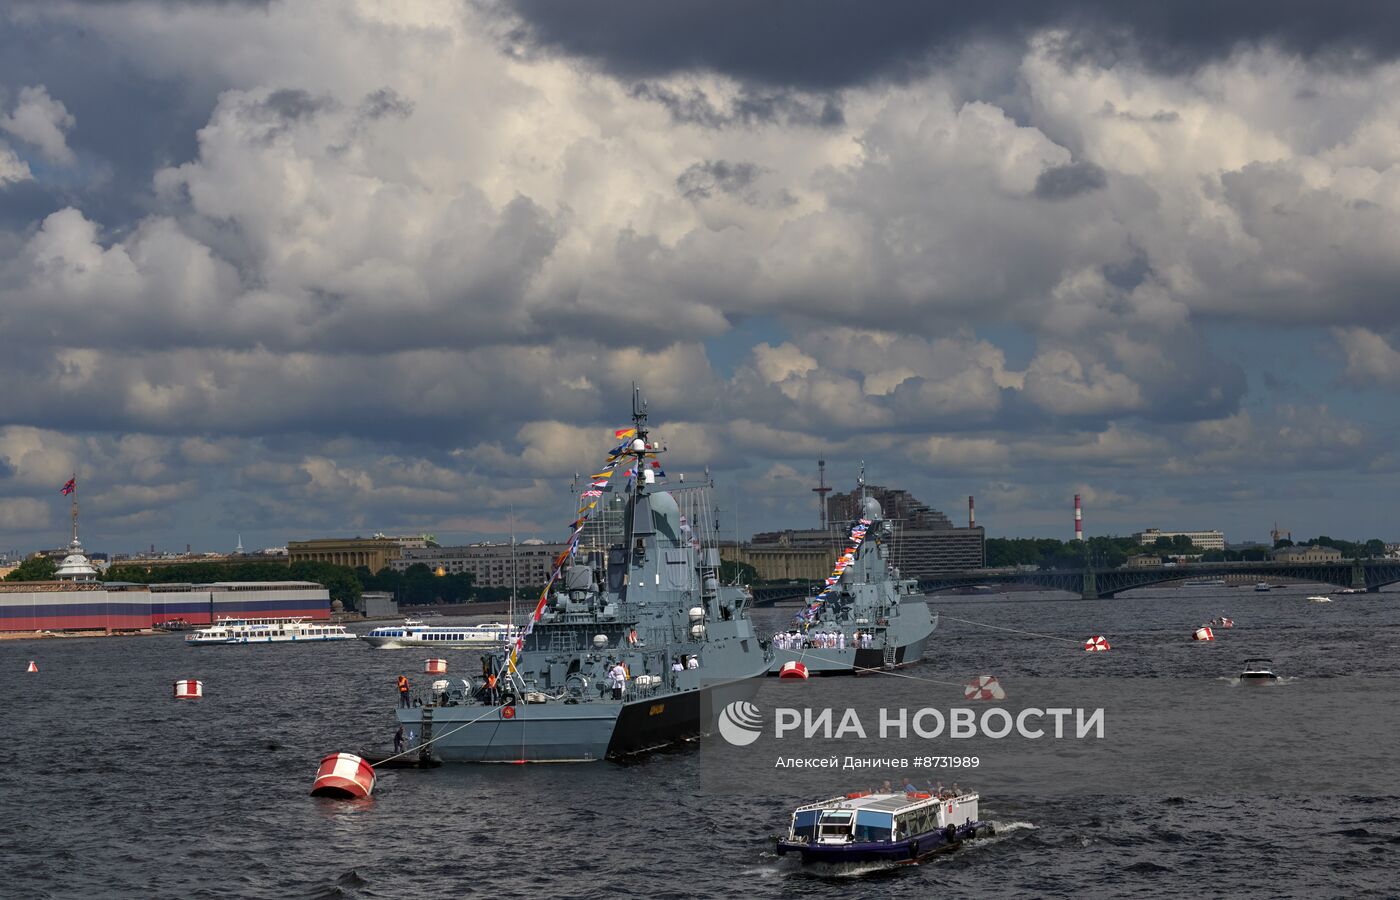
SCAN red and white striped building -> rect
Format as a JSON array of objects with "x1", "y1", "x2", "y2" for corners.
[{"x1": 0, "y1": 581, "x2": 331, "y2": 632}]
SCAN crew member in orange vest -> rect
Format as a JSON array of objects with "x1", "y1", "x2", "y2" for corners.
[
  {"x1": 397, "y1": 674, "x2": 410, "y2": 707},
  {"x1": 487, "y1": 672, "x2": 498, "y2": 704}
]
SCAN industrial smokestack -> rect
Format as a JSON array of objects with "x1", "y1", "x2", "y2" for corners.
[
  {"x1": 968, "y1": 495, "x2": 975, "y2": 529},
  {"x1": 1074, "y1": 494, "x2": 1083, "y2": 542}
]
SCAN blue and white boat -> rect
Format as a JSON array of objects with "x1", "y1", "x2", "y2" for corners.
[{"x1": 776, "y1": 790, "x2": 987, "y2": 870}]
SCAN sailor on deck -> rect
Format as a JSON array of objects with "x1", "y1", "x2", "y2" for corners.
[{"x1": 608, "y1": 662, "x2": 627, "y2": 699}]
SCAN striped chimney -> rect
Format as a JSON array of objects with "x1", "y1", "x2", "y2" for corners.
[
  {"x1": 968, "y1": 495, "x2": 975, "y2": 529},
  {"x1": 1074, "y1": 493, "x2": 1083, "y2": 541}
]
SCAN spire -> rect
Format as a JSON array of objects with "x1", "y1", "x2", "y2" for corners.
[
  {"x1": 55, "y1": 475, "x2": 96, "y2": 582},
  {"x1": 70, "y1": 475, "x2": 79, "y2": 548}
]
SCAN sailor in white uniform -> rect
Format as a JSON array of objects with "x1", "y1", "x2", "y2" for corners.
[{"x1": 608, "y1": 662, "x2": 627, "y2": 699}]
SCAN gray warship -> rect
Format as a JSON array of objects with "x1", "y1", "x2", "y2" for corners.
[
  {"x1": 768, "y1": 470, "x2": 936, "y2": 675},
  {"x1": 394, "y1": 395, "x2": 770, "y2": 762}
]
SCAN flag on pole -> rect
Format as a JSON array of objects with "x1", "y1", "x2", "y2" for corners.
[
  {"x1": 614, "y1": 427, "x2": 637, "y2": 439},
  {"x1": 60, "y1": 477, "x2": 75, "y2": 496}
]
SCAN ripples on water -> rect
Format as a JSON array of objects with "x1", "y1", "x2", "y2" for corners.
[{"x1": 2, "y1": 586, "x2": 1398, "y2": 898}]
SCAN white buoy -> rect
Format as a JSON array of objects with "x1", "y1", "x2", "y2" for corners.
[
  {"x1": 778, "y1": 660, "x2": 809, "y2": 680},
  {"x1": 1193, "y1": 626, "x2": 1215, "y2": 642},
  {"x1": 173, "y1": 679, "x2": 203, "y2": 700},
  {"x1": 26, "y1": 660, "x2": 37, "y2": 673},
  {"x1": 425, "y1": 658, "x2": 448, "y2": 674},
  {"x1": 1083, "y1": 635, "x2": 1111, "y2": 652},
  {"x1": 963, "y1": 675, "x2": 1006, "y2": 701},
  {"x1": 310, "y1": 752, "x2": 376, "y2": 799}
]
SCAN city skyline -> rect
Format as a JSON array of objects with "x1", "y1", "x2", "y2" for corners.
[{"x1": 2, "y1": 2, "x2": 1400, "y2": 552}]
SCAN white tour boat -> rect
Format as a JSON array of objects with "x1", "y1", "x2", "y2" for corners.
[
  {"x1": 360, "y1": 620, "x2": 518, "y2": 649},
  {"x1": 185, "y1": 616, "x2": 355, "y2": 646},
  {"x1": 1306, "y1": 595, "x2": 1333, "y2": 603}
]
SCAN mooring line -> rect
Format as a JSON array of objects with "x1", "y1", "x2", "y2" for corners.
[
  {"x1": 370, "y1": 702, "x2": 506, "y2": 767},
  {"x1": 937, "y1": 614, "x2": 1082, "y2": 644}
]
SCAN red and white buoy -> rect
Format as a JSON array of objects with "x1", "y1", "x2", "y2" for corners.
[
  {"x1": 778, "y1": 660, "x2": 809, "y2": 680},
  {"x1": 173, "y1": 679, "x2": 203, "y2": 700},
  {"x1": 425, "y1": 658, "x2": 448, "y2": 675},
  {"x1": 1083, "y1": 635, "x2": 1111, "y2": 652},
  {"x1": 963, "y1": 675, "x2": 1006, "y2": 701},
  {"x1": 26, "y1": 660, "x2": 37, "y2": 673},
  {"x1": 1192, "y1": 626, "x2": 1215, "y2": 642},
  {"x1": 309, "y1": 752, "x2": 376, "y2": 799}
]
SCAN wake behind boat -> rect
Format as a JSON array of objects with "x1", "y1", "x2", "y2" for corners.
[
  {"x1": 768, "y1": 467, "x2": 935, "y2": 676},
  {"x1": 392, "y1": 392, "x2": 771, "y2": 762},
  {"x1": 361, "y1": 621, "x2": 518, "y2": 649},
  {"x1": 186, "y1": 616, "x2": 354, "y2": 645}
]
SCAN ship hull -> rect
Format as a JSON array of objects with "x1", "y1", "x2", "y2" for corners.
[
  {"x1": 398, "y1": 672, "x2": 765, "y2": 763},
  {"x1": 776, "y1": 820, "x2": 984, "y2": 866}
]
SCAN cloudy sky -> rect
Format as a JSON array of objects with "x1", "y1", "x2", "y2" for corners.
[{"x1": 2, "y1": 0, "x2": 1400, "y2": 554}]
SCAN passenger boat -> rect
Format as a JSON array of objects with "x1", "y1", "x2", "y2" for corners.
[
  {"x1": 1253, "y1": 582, "x2": 1272, "y2": 592},
  {"x1": 185, "y1": 616, "x2": 355, "y2": 645},
  {"x1": 1239, "y1": 658, "x2": 1279, "y2": 683},
  {"x1": 776, "y1": 790, "x2": 988, "y2": 869},
  {"x1": 361, "y1": 621, "x2": 518, "y2": 649}
]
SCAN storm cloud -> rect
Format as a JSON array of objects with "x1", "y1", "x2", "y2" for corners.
[
  {"x1": 505, "y1": 0, "x2": 1400, "y2": 88},
  {"x1": 0, "y1": 0, "x2": 1396, "y2": 553}
]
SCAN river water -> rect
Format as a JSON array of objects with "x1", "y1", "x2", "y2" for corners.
[{"x1": 3, "y1": 584, "x2": 1398, "y2": 898}]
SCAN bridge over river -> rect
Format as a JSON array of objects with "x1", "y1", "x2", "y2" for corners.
[{"x1": 749, "y1": 559, "x2": 1400, "y2": 604}]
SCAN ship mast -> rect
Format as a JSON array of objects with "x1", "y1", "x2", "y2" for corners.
[
  {"x1": 509, "y1": 504, "x2": 517, "y2": 632},
  {"x1": 621, "y1": 385, "x2": 650, "y2": 590}
]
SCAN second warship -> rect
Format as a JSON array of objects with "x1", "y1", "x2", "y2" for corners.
[{"x1": 768, "y1": 468, "x2": 936, "y2": 675}]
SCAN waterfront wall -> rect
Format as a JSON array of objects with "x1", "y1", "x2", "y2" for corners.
[{"x1": 0, "y1": 581, "x2": 331, "y2": 631}]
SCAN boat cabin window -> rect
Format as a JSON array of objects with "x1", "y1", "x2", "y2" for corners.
[
  {"x1": 895, "y1": 807, "x2": 938, "y2": 839},
  {"x1": 854, "y1": 810, "x2": 893, "y2": 842},
  {"x1": 791, "y1": 810, "x2": 819, "y2": 841},
  {"x1": 818, "y1": 811, "x2": 853, "y2": 838}
]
